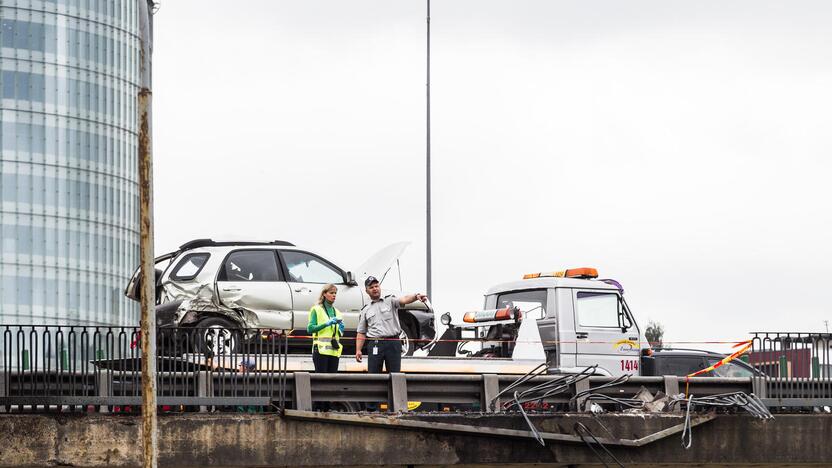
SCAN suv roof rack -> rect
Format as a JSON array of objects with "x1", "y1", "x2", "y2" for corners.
[{"x1": 178, "y1": 239, "x2": 295, "y2": 251}]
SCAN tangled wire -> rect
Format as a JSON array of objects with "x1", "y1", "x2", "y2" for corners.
[{"x1": 669, "y1": 392, "x2": 773, "y2": 449}]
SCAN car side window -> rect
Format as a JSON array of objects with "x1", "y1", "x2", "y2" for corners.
[
  {"x1": 656, "y1": 356, "x2": 708, "y2": 376},
  {"x1": 170, "y1": 253, "x2": 210, "y2": 281},
  {"x1": 218, "y1": 250, "x2": 280, "y2": 282},
  {"x1": 280, "y1": 251, "x2": 344, "y2": 284}
]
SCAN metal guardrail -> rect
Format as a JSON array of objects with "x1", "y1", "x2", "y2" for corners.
[
  {"x1": 0, "y1": 325, "x2": 288, "y2": 411},
  {"x1": 0, "y1": 326, "x2": 831, "y2": 412},
  {"x1": 750, "y1": 332, "x2": 832, "y2": 406}
]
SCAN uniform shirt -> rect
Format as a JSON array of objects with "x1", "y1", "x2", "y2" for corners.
[{"x1": 356, "y1": 295, "x2": 402, "y2": 338}]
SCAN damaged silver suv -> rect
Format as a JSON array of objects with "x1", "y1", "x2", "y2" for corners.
[{"x1": 124, "y1": 239, "x2": 435, "y2": 356}]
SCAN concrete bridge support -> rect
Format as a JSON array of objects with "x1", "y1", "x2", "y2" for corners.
[{"x1": 0, "y1": 412, "x2": 828, "y2": 467}]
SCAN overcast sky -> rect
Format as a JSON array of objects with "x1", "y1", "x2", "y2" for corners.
[{"x1": 152, "y1": 1, "x2": 832, "y2": 349}]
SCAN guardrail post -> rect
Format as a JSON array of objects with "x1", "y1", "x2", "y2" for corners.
[
  {"x1": 663, "y1": 376, "x2": 681, "y2": 413},
  {"x1": 0, "y1": 371, "x2": 6, "y2": 413},
  {"x1": 389, "y1": 373, "x2": 408, "y2": 413},
  {"x1": 294, "y1": 372, "x2": 312, "y2": 411},
  {"x1": 96, "y1": 371, "x2": 112, "y2": 414},
  {"x1": 481, "y1": 374, "x2": 499, "y2": 412},
  {"x1": 574, "y1": 377, "x2": 590, "y2": 411},
  {"x1": 197, "y1": 371, "x2": 213, "y2": 413},
  {"x1": 752, "y1": 376, "x2": 768, "y2": 399}
]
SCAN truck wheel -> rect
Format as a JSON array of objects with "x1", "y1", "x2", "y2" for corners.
[
  {"x1": 195, "y1": 317, "x2": 241, "y2": 358},
  {"x1": 400, "y1": 320, "x2": 417, "y2": 357}
]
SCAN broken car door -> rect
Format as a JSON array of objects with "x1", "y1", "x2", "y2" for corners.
[{"x1": 216, "y1": 249, "x2": 293, "y2": 329}]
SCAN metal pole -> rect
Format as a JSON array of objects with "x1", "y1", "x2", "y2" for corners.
[
  {"x1": 426, "y1": 0, "x2": 432, "y2": 299},
  {"x1": 137, "y1": 1, "x2": 157, "y2": 467}
]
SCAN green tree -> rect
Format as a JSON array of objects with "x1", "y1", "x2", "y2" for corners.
[{"x1": 645, "y1": 320, "x2": 664, "y2": 349}]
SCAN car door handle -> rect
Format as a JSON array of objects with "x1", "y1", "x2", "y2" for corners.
[
  {"x1": 576, "y1": 332, "x2": 589, "y2": 339},
  {"x1": 222, "y1": 287, "x2": 241, "y2": 292},
  {"x1": 294, "y1": 287, "x2": 310, "y2": 293}
]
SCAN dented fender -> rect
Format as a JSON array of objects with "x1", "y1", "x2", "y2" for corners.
[{"x1": 157, "y1": 281, "x2": 261, "y2": 329}]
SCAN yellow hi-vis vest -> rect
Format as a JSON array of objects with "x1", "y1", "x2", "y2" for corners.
[{"x1": 311, "y1": 304, "x2": 343, "y2": 357}]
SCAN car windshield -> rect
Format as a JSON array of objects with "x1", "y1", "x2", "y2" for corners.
[{"x1": 709, "y1": 359, "x2": 755, "y2": 378}]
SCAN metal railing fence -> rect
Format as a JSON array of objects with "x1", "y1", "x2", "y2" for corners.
[
  {"x1": 0, "y1": 325, "x2": 288, "y2": 412},
  {"x1": 2, "y1": 326, "x2": 832, "y2": 412},
  {"x1": 750, "y1": 332, "x2": 832, "y2": 406}
]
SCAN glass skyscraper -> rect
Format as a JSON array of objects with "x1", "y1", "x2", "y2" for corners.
[{"x1": 0, "y1": 0, "x2": 140, "y2": 326}]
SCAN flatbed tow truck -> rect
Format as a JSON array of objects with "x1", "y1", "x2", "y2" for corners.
[{"x1": 154, "y1": 267, "x2": 655, "y2": 377}]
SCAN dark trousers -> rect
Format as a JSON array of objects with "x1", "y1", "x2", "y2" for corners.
[
  {"x1": 312, "y1": 349, "x2": 339, "y2": 411},
  {"x1": 367, "y1": 338, "x2": 402, "y2": 373},
  {"x1": 312, "y1": 349, "x2": 340, "y2": 373}
]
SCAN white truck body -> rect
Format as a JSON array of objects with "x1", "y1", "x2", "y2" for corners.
[
  {"x1": 476, "y1": 275, "x2": 648, "y2": 376},
  {"x1": 204, "y1": 272, "x2": 651, "y2": 377}
]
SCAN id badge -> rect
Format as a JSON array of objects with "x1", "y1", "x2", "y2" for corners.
[{"x1": 372, "y1": 346, "x2": 378, "y2": 355}]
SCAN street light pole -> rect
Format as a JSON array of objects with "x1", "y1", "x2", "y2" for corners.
[
  {"x1": 137, "y1": 1, "x2": 157, "y2": 467},
  {"x1": 426, "y1": 0, "x2": 432, "y2": 299}
]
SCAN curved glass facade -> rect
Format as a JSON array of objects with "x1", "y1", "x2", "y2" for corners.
[{"x1": 0, "y1": 0, "x2": 140, "y2": 326}]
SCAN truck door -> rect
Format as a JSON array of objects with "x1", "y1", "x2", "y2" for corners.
[
  {"x1": 573, "y1": 290, "x2": 640, "y2": 376},
  {"x1": 216, "y1": 250, "x2": 294, "y2": 329}
]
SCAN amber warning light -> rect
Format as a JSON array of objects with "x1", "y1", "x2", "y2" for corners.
[
  {"x1": 523, "y1": 267, "x2": 598, "y2": 280},
  {"x1": 462, "y1": 306, "x2": 521, "y2": 323}
]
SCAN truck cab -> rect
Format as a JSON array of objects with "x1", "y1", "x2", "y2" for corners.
[{"x1": 433, "y1": 268, "x2": 651, "y2": 377}]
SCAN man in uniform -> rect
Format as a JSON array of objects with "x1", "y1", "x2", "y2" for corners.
[{"x1": 355, "y1": 276, "x2": 428, "y2": 373}]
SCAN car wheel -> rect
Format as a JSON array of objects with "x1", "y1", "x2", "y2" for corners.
[
  {"x1": 195, "y1": 317, "x2": 241, "y2": 358},
  {"x1": 330, "y1": 401, "x2": 360, "y2": 412},
  {"x1": 400, "y1": 320, "x2": 417, "y2": 357}
]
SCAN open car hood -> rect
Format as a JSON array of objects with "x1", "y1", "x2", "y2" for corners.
[{"x1": 355, "y1": 241, "x2": 410, "y2": 286}]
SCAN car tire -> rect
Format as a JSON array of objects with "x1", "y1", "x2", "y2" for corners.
[
  {"x1": 400, "y1": 319, "x2": 417, "y2": 357},
  {"x1": 330, "y1": 401, "x2": 361, "y2": 412},
  {"x1": 195, "y1": 317, "x2": 241, "y2": 358}
]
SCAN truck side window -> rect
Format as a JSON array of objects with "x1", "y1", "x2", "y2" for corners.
[
  {"x1": 576, "y1": 292, "x2": 620, "y2": 327},
  {"x1": 496, "y1": 289, "x2": 546, "y2": 318}
]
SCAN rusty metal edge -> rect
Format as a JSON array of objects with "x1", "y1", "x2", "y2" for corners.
[{"x1": 282, "y1": 409, "x2": 715, "y2": 447}]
